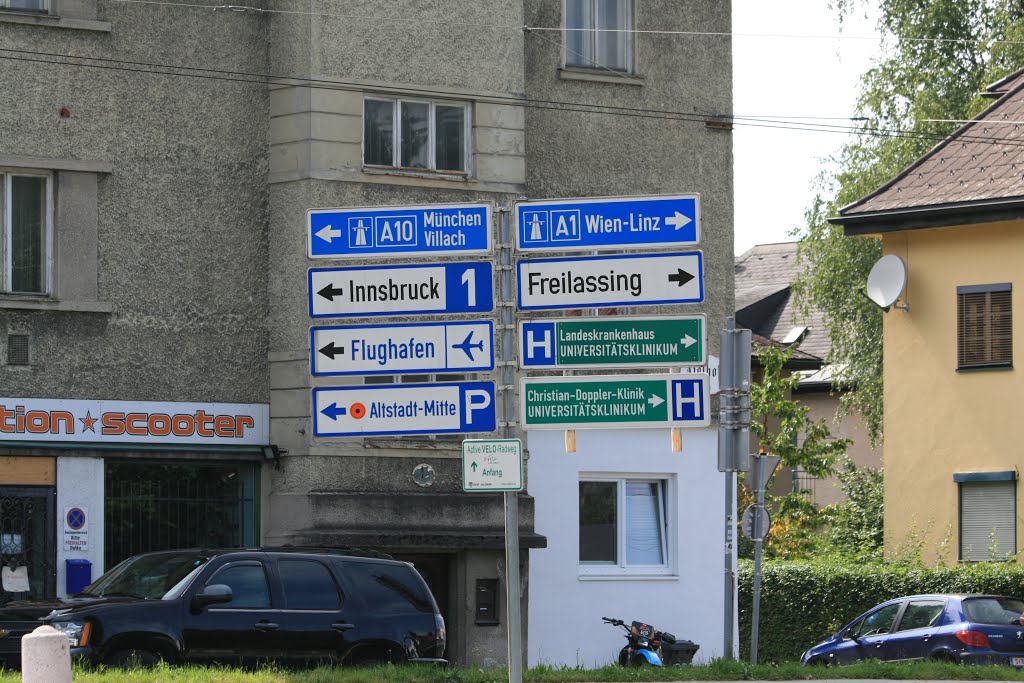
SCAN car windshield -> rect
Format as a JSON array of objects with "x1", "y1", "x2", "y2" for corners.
[
  {"x1": 963, "y1": 597, "x2": 1024, "y2": 625},
  {"x1": 81, "y1": 553, "x2": 209, "y2": 600}
]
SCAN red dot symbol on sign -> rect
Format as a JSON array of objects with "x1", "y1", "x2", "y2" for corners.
[{"x1": 349, "y1": 403, "x2": 366, "y2": 419}]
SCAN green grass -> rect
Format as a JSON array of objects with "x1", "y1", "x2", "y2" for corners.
[{"x1": 4, "y1": 660, "x2": 1024, "y2": 682}]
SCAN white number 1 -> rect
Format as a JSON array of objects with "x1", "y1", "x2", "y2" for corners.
[{"x1": 461, "y1": 268, "x2": 476, "y2": 307}]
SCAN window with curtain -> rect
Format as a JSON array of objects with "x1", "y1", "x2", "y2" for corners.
[
  {"x1": 958, "y1": 284, "x2": 1012, "y2": 369},
  {"x1": 579, "y1": 477, "x2": 669, "y2": 573},
  {"x1": 1, "y1": 171, "x2": 51, "y2": 295},
  {"x1": 363, "y1": 98, "x2": 469, "y2": 173},
  {"x1": 564, "y1": 0, "x2": 633, "y2": 72}
]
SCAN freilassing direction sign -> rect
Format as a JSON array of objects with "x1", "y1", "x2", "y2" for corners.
[
  {"x1": 308, "y1": 203, "x2": 491, "y2": 258},
  {"x1": 515, "y1": 194, "x2": 699, "y2": 252},
  {"x1": 520, "y1": 373, "x2": 710, "y2": 430},
  {"x1": 313, "y1": 381, "x2": 496, "y2": 437},
  {"x1": 309, "y1": 262, "x2": 493, "y2": 318},
  {"x1": 311, "y1": 321, "x2": 494, "y2": 376},
  {"x1": 516, "y1": 251, "x2": 703, "y2": 310},
  {"x1": 519, "y1": 315, "x2": 705, "y2": 369}
]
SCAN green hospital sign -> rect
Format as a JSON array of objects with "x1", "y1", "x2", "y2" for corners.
[
  {"x1": 520, "y1": 373, "x2": 710, "y2": 430},
  {"x1": 518, "y1": 315, "x2": 704, "y2": 369}
]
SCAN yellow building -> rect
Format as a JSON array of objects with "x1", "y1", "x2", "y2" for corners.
[{"x1": 834, "y1": 70, "x2": 1024, "y2": 564}]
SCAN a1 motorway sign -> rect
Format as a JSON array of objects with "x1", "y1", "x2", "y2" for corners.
[
  {"x1": 308, "y1": 203, "x2": 491, "y2": 259},
  {"x1": 515, "y1": 194, "x2": 699, "y2": 252},
  {"x1": 516, "y1": 251, "x2": 703, "y2": 311},
  {"x1": 462, "y1": 439, "x2": 523, "y2": 492},
  {"x1": 519, "y1": 315, "x2": 705, "y2": 369},
  {"x1": 520, "y1": 373, "x2": 710, "y2": 430},
  {"x1": 309, "y1": 262, "x2": 493, "y2": 318},
  {"x1": 313, "y1": 381, "x2": 496, "y2": 437},
  {"x1": 311, "y1": 321, "x2": 494, "y2": 376}
]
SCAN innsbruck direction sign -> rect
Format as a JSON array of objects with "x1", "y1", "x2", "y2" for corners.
[
  {"x1": 308, "y1": 202, "x2": 491, "y2": 258},
  {"x1": 516, "y1": 251, "x2": 703, "y2": 310},
  {"x1": 520, "y1": 374, "x2": 711, "y2": 430},
  {"x1": 313, "y1": 382, "x2": 497, "y2": 437},
  {"x1": 519, "y1": 315, "x2": 705, "y2": 369},
  {"x1": 515, "y1": 194, "x2": 699, "y2": 252},
  {"x1": 309, "y1": 262, "x2": 493, "y2": 318}
]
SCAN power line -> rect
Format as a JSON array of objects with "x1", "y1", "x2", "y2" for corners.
[
  {"x1": 107, "y1": 0, "x2": 1024, "y2": 47},
  {"x1": 2, "y1": 48, "x2": 1022, "y2": 149}
]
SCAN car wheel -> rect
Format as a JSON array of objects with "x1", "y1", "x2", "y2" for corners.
[
  {"x1": 930, "y1": 652, "x2": 957, "y2": 664},
  {"x1": 106, "y1": 648, "x2": 160, "y2": 669}
]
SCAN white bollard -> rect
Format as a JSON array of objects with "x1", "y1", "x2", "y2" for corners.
[{"x1": 21, "y1": 625, "x2": 72, "y2": 683}]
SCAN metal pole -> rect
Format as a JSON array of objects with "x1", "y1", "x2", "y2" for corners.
[
  {"x1": 720, "y1": 316, "x2": 736, "y2": 660},
  {"x1": 751, "y1": 456, "x2": 764, "y2": 664},
  {"x1": 498, "y1": 205, "x2": 522, "y2": 683}
]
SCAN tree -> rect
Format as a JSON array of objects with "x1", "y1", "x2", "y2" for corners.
[
  {"x1": 746, "y1": 345, "x2": 850, "y2": 559},
  {"x1": 792, "y1": 0, "x2": 1024, "y2": 446},
  {"x1": 822, "y1": 459, "x2": 884, "y2": 561}
]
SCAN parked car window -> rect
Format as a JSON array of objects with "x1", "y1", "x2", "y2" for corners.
[
  {"x1": 83, "y1": 552, "x2": 208, "y2": 599},
  {"x1": 342, "y1": 561, "x2": 433, "y2": 613},
  {"x1": 963, "y1": 596, "x2": 1024, "y2": 624},
  {"x1": 278, "y1": 559, "x2": 341, "y2": 610},
  {"x1": 894, "y1": 600, "x2": 944, "y2": 631},
  {"x1": 206, "y1": 563, "x2": 271, "y2": 609},
  {"x1": 852, "y1": 602, "x2": 902, "y2": 637}
]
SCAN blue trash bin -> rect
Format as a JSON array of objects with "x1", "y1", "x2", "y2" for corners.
[{"x1": 66, "y1": 559, "x2": 92, "y2": 595}]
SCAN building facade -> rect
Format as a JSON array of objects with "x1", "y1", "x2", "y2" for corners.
[
  {"x1": 1, "y1": 0, "x2": 732, "y2": 665},
  {"x1": 835, "y1": 69, "x2": 1024, "y2": 565}
]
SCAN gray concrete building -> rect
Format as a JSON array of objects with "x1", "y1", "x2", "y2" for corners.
[{"x1": 0, "y1": 0, "x2": 731, "y2": 666}]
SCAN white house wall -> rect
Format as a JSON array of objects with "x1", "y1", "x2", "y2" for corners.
[{"x1": 527, "y1": 427, "x2": 725, "y2": 667}]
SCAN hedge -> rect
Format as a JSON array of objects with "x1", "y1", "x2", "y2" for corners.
[{"x1": 737, "y1": 559, "x2": 1024, "y2": 663}]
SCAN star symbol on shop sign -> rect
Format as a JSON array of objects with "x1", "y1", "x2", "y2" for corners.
[{"x1": 80, "y1": 412, "x2": 97, "y2": 432}]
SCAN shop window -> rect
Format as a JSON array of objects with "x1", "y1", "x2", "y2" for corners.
[
  {"x1": 1, "y1": 170, "x2": 51, "y2": 295},
  {"x1": 363, "y1": 97, "x2": 469, "y2": 174},
  {"x1": 579, "y1": 477, "x2": 669, "y2": 574},
  {"x1": 957, "y1": 284, "x2": 1011, "y2": 370},
  {"x1": 564, "y1": 0, "x2": 633, "y2": 72},
  {"x1": 956, "y1": 472, "x2": 1016, "y2": 561}
]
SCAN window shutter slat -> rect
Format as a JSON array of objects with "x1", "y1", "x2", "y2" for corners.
[
  {"x1": 958, "y1": 289, "x2": 1012, "y2": 368},
  {"x1": 961, "y1": 481, "x2": 1015, "y2": 561}
]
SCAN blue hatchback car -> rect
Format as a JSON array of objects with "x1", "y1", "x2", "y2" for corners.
[{"x1": 801, "y1": 594, "x2": 1024, "y2": 666}]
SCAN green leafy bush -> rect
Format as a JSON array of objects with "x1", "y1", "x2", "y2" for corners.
[{"x1": 738, "y1": 560, "x2": 1024, "y2": 663}]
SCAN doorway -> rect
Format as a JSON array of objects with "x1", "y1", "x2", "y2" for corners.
[{"x1": 0, "y1": 486, "x2": 56, "y2": 604}]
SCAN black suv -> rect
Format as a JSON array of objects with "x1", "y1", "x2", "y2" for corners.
[{"x1": 0, "y1": 547, "x2": 446, "y2": 668}]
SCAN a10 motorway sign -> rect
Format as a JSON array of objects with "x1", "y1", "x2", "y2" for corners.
[{"x1": 519, "y1": 315, "x2": 705, "y2": 369}]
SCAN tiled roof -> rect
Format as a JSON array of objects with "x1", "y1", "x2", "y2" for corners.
[
  {"x1": 734, "y1": 242, "x2": 831, "y2": 359},
  {"x1": 841, "y1": 67, "x2": 1024, "y2": 216}
]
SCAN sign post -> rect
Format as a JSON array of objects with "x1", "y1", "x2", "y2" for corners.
[{"x1": 519, "y1": 315, "x2": 705, "y2": 369}]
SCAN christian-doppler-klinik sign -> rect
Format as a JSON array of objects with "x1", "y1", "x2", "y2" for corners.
[{"x1": 0, "y1": 398, "x2": 269, "y2": 445}]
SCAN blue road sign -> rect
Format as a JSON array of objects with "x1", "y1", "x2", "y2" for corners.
[
  {"x1": 308, "y1": 203, "x2": 491, "y2": 259},
  {"x1": 313, "y1": 381, "x2": 497, "y2": 437},
  {"x1": 311, "y1": 321, "x2": 495, "y2": 376},
  {"x1": 309, "y1": 262, "x2": 493, "y2": 318},
  {"x1": 515, "y1": 194, "x2": 699, "y2": 252}
]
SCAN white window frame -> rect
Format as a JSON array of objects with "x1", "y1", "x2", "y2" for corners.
[
  {"x1": 1, "y1": 169, "x2": 53, "y2": 296},
  {"x1": 578, "y1": 474, "x2": 672, "y2": 577},
  {"x1": 562, "y1": 0, "x2": 634, "y2": 73},
  {"x1": 0, "y1": 0, "x2": 51, "y2": 13},
  {"x1": 362, "y1": 97, "x2": 472, "y2": 176}
]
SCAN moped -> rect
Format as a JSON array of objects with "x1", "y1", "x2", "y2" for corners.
[{"x1": 602, "y1": 616, "x2": 676, "y2": 667}]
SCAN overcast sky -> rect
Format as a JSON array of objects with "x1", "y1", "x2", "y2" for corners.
[{"x1": 732, "y1": 1, "x2": 880, "y2": 255}]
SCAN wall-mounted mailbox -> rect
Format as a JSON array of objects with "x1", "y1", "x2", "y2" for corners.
[{"x1": 475, "y1": 578, "x2": 499, "y2": 625}]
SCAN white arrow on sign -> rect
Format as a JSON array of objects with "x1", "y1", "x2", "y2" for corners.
[
  {"x1": 666, "y1": 211, "x2": 692, "y2": 230},
  {"x1": 681, "y1": 334, "x2": 697, "y2": 348},
  {"x1": 315, "y1": 224, "x2": 343, "y2": 243},
  {"x1": 648, "y1": 394, "x2": 665, "y2": 408}
]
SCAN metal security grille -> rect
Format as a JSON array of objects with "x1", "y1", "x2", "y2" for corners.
[
  {"x1": 958, "y1": 288, "x2": 1012, "y2": 368},
  {"x1": 104, "y1": 462, "x2": 258, "y2": 570},
  {"x1": 6, "y1": 334, "x2": 29, "y2": 365},
  {"x1": 0, "y1": 487, "x2": 56, "y2": 605}
]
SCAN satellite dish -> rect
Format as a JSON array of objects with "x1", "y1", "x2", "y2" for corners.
[{"x1": 865, "y1": 254, "x2": 908, "y2": 311}]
